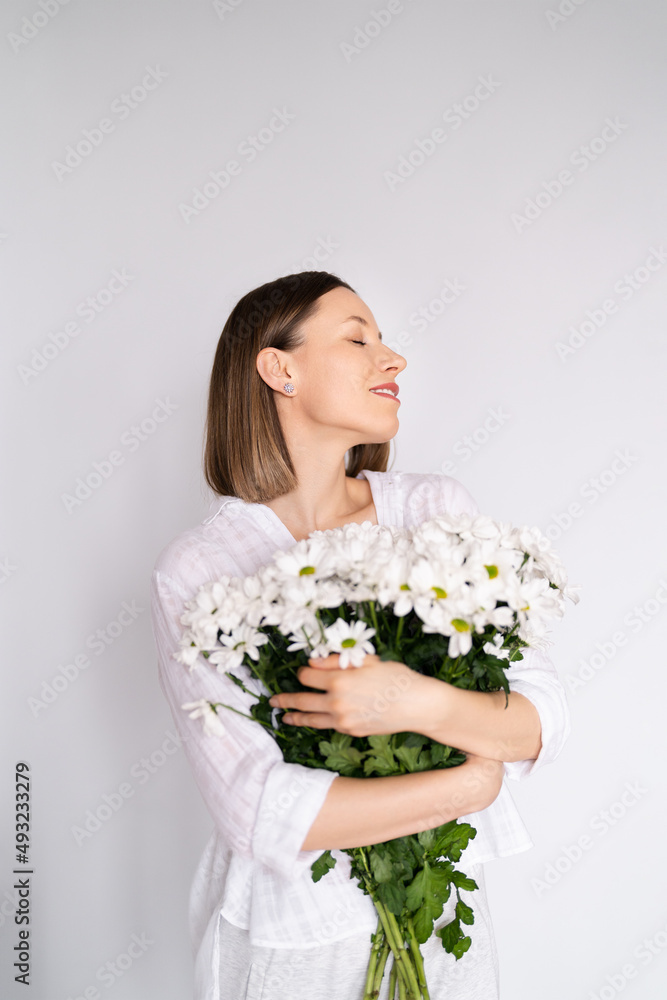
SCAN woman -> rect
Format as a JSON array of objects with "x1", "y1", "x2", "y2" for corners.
[{"x1": 150, "y1": 270, "x2": 570, "y2": 999}]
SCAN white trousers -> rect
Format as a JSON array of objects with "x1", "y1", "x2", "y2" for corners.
[{"x1": 216, "y1": 862, "x2": 499, "y2": 999}]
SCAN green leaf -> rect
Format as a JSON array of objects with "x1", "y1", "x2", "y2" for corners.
[
  {"x1": 311, "y1": 850, "x2": 337, "y2": 883},
  {"x1": 399, "y1": 733, "x2": 429, "y2": 749},
  {"x1": 318, "y1": 733, "x2": 366, "y2": 775},
  {"x1": 376, "y1": 880, "x2": 406, "y2": 916},
  {"x1": 363, "y1": 734, "x2": 398, "y2": 776},
  {"x1": 405, "y1": 868, "x2": 425, "y2": 911},
  {"x1": 429, "y1": 743, "x2": 451, "y2": 766},
  {"x1": 405, "y1": 862, "x2": 452, "y2": 943},
  {"x1": 394, "y1": 744, "x2": 422, "y2": 771},
  {"x1": 378, "y1": 648, "x2": 401, "y2": 661},
  {"x1": 437, "y1": 917, "x2": 461, "y2": 954},
  {"x1": 412, "y1": 902, "x2": 436, "y2": 944},
  {"x1": 456, "y1": 899, "x2": 474, "y2": 926},
  {"x1": 416, "y1": 828, "x2": 435, "y2": 852},
  {"x1": 430, "y1": 821, "x2": 477, "y2": 862},
  {"x1": 452, "y1": 935, "x2": 472, "y2": 960},
  {"x1": 369, "y1": 849, "x2": 394, "y2": 884},
  {"x1": 451, "y1": 869, "x2": 478, "y2": 892}
]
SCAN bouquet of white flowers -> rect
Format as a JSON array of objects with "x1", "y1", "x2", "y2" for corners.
[{"x1": 176, "y1": 512, "x2": 578, "y2": 1000}]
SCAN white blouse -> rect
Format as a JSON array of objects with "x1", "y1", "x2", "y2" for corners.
[{"x1": 150, "y1": 470, "x2": 570, "y2": 979}]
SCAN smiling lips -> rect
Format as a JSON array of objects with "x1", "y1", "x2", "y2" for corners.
[{"x1": 370, "y1": 382, "x2": 400, "y2": 401}]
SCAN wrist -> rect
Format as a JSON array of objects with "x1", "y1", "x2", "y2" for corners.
[{"x1": 407, "y1": 673, "x2": 454, "y2": 741}]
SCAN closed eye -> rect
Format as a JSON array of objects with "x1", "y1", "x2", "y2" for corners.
[{"x1": 351, "y1": 340, "x2": 366, "y2": 345}]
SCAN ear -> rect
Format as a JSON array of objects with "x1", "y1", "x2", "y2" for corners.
[{"x1": 256, "y1": 346, "x2": 292, "y2": 391}]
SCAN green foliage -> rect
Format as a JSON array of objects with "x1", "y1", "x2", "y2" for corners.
[
  {"x1": 363, "y1": 734, "x2": 398, "y2": 776},
  {"x1": 311, "y1": 850, "x2": 337, "y2": 882},
  {"x1": 318, "y1": 733, "x2": 366, "y2": 775},
  {"x1": 225, "y1": 596, "x2": 524, "y2": 991}
]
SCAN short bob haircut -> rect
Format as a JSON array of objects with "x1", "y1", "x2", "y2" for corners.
[{"x1": 204, "y1": 271, "x2": 391, "y2": 503}]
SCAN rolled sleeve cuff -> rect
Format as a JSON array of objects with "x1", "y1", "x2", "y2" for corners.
[
  {"x1": 503, "y1": 652, "x2": 572, "y2": 781},
  {"x1": 252, "y1": 761, "x2": 339, "y2": 880}
]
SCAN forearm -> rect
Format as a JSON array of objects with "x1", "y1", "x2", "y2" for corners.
[
  {"x1": 415, "y1": 679, "x2": 542, "y2": 762},
  {"x1": 301, "y1": 757, "x2": 501, "y2": 851}
]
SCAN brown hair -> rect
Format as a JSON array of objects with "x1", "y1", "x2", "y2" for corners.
[{"x1": 203, "y1": 271, "x2": 392, "y2": 502}]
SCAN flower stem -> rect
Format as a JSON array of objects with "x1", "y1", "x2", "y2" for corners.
[
  {"x1": 388, "y1": 959, "x2": 398, "y2": 999},
  {"x1": 383, "y1": 908, "x2": 422, "y2": 999},
  {"x1": 398, "y1": 971, "x2": 407, "y2": 1000},
  {"x1": 407, "y1": 917, "x2": 431, "y2": 1000},
  {"x1": 363, "y1": 920, "x2": 384, "y2": 999},
  {"x1": 211, "y1": 700, "x2": 275, "y2": 731},
  {"x1": 368, "y1": 600, "x2": 380, "y2": 638},
  {"x1": 372, "y1": 936, "x2": 390, "y2": 997},
  {"x1": 356, "y1": 849, "x2": 421, "y2": 997}
]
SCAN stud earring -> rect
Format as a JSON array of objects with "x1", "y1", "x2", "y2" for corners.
[{"x1": 284, "y1": 383, "x2": 295, "y2": 394}]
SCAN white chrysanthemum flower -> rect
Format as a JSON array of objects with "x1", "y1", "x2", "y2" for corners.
[
  {"x1": 182, "y1": 699, "x2": 226, "y2": 737},
  {"x1": 272, "y1": 535, "x2": 339, "y2": 580},
  {"x1": 174, "y1": 640, "x2": 202, "y2": 669},
  {"x1": 177, "y1": 510, "x2": 578, "y2": 719},
  {"x1": 483, "y1": 633, "x2": 511, "y2": 660},
  {"x1": 321, "y1": 617, "x2": 376, "y2": 668},
  {"x1": 207, "y1": 623, "x2": 269, "y2": 671},
  {"x1": 511, "y1": 577, "x2": 564, "y2": 633},
  {"x1": 446, "y1": 620, "x2": 474, "y2": 657},
  {"x1": 285, "y1": 616, "x2": 328, "y2": 655}
]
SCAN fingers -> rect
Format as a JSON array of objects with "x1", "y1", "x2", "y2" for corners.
[
  {"x1": 281, "y1": 711, "x2": 332, "y2": 729},
  {"x1": 269, "y1": 690, "x2": 331, "y2": 713},
  {"x1": 306, "y1": 653, "x2": 343, "y2": 669}
]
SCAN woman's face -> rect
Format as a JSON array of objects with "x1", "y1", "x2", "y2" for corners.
[{"x1": 279, "y1": 286, "x2": 407, "y2": 447}]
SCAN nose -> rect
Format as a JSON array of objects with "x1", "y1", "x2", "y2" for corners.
[{"x1": 380, "y1": 347, "x2": 407, "y2": 373}]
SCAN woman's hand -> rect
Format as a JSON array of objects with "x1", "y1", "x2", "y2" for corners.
[
  {"x1": 268, "y1": 653, "x2": 542, "y2": 762},
  {"x1": 268, "y1": 653, "x2": 431, "y2": 737}
]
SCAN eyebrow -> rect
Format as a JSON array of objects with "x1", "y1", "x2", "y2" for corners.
[{"x1": 340, "y1": 315, "x2": 383, "y2": 341}]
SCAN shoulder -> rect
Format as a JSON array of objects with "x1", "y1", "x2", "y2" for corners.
[
  {"x1": 151, "y1": 496, "x2": 250, "y2": 598},
  {"x1": 391, "y1": 470, "x2": 480, "y2": 525}
]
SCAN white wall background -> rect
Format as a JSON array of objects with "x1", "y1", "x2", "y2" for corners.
[{"x1": 2, "y1": 1, "x2": 666, "y2": 997}]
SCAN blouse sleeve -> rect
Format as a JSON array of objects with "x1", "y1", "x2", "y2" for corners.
[
  {"x1": 150, "y1": 566, "x2": 338, "y2": 881},
  {"x1": 501, "y1": 645, "x2": 571, "y2": 779}
]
